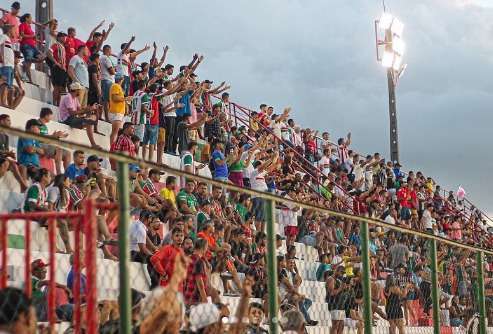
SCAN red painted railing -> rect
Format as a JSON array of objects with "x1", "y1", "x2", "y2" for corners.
[{"x1": 0, "y1": 200, "x2": 116, "y2": 334}]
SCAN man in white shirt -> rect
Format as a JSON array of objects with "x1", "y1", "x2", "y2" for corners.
[
  {"x1": 0, "y1": 25, "x2": 16, "y2": 107},
  {"x1": 129, "y1": 210, "x2": 156, "y2": 263},
  {"x1": 68, "y1": 45, "x2": 89, "y2": 107},
  {"x1": 318, "y1": 148, "x2": 331, "y2": 176},
  {"x1": 100, "y1": 44, "x2": 116, "y2": 120},
  {"x1": 385, "y1": 207, "x2": 398, "y2": 226},
  {"x1": 421, "y1": 203, "x2": 434, "y2": 233}
]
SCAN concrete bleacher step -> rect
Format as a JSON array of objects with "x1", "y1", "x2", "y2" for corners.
[{"x1": 4, "y1": 248, "x2": 150, "y2": 297}]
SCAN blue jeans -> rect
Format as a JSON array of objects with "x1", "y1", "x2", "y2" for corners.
[
  {"x1": 122, "y1": 75, "x2": 130, "y2": 96},
  {"x1": 0, "y1": 66, "x2": 13, "y2": 87},
  {"x1": 299, "y1": 297, "x2": 313, "y2": 322},
  {"x1": 21, "y1": 44, "x2": 40, "y2": 62}
]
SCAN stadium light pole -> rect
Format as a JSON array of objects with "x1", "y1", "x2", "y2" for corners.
[
  {"x1": 374, "y1": 12, "x2": 407, "y2": 164},
  {"x1": 35, "y1": 0, "x2": 53, "y2": 71}
]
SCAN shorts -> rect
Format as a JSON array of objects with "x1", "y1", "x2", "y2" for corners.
[
  {"x1": 284, "y1": 226, "x2": 299, "y2": 239},
  {"x1": 77, "y1": 87, "x2": 88, "y2": 108},
  {"x1": 64, "y1": 115, "x2": 96, "y2": 129},
  {"x1": 400, "y1": 207, "x2": 411, "y2": 220},
  {"x1": 51, "y1": 65, "x2": 69, "y2": 88},
  {"x1": 0, "y1": 66, "x2": 14, "y2": 87},
  {"x1": 108, "y1": 112, "x2": 124, "y2": 123},
  {"x1": 157, "y1": 127, "x2": 165, "y2": 145},
  {"x1": 20, "y1": 44, "x2": 40, "y2": 62},
  {"x1": 142, "y1": 124, "x2": 158, "y2": 145},
  {"x1": 101, "y1": 79, "x2": 113, "y2": 102},
  {"x1": 331, "y1": 310, "x2": 346, "y2": 321},
  {"x1": 135, "y1": 124, "x2": 145, "y2": 142}
]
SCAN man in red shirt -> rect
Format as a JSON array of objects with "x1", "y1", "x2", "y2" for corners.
[
  {"x1": 150, "y1": 227, "x2": 185, "y2": 288},
  {"x1": 397, "y1": 180, "x2": 415, "y2": 221},
  {"x1": 197, "y1": 222, "x2": 217, "y2": 261},
  {"x1": 65, "y1": 21, "x2": 108, "y2": 64},
  {"x1": 183, "y1": 238, "x2": 210, "y2": 306},
  {"x1": 112, "y1": 122, "x2": 136, "y2": 157}
]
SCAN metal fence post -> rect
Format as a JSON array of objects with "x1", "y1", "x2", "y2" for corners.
[
  {"x1": 430, "y1": 239, "x2": 440, "y2": 334},
  {"x1": 360, "y1": 221, "x2": 372, "y2": 334},
  {"x1": 265, "y1": 199, "x2": 279, "y2": 334},
  {"x1": 117, "y1": 162, "x2": 131, "y2": 334},
  {"x1": 476, "y1": 251, "x2": 487, "y2": 334}
]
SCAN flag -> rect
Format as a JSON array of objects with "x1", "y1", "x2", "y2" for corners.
[{"x1": 457, "y1": 186, "x2": 466, "y2": 200}]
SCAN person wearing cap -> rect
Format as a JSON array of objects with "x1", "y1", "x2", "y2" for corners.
[
  {"x1": 17, "y1": 119, "x2": 44, "y2": 173},
  {"x1": 58, "y1": 82, "x2": 100, "y2": 148},
  {"x1": 30, "y1": 259, "x2": 73, "y2": 321}
]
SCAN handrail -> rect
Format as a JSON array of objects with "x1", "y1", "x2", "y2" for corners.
[
  {"x1": 216, "y1": 96, "x2": 492, "y2": 234},
  {"x1": 222, "y1": 99, "x2": 358, "y2": 213},
  {"x1": 230, "y1": 101, "x2": 359, "y2": 212},
  {"x1": 313, "y1": 134, "x2": 493, "y2": 228},
  {"x1": 1, "y1": 123, "x2": 491, "y2": 252}
]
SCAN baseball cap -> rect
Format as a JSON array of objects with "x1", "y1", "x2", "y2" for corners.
[
  {"x1": 87, "y1": 155, "x2": 102, "y2": 163},
  {"x1": 69, "y1": 82, "x2": 83, "y2": 91},
  {"x1": 31, "y1": 259, "x2": 48, "y2": 271},
  {"x1": 129, "y1": 164, "x2": 141, "y2": 172}
]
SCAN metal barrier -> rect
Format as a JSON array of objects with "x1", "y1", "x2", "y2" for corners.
[{"x1": 0, "y1": 124, "x2": 491, "y2": 334}]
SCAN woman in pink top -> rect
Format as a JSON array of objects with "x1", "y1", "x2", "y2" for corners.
[{"x1": 19, "y1": 13, "x2": 44, "y2": 84}]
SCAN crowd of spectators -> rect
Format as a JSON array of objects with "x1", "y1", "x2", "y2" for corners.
[{"x1": 0, "y1": 1, "x2": 492, "y2": 333}]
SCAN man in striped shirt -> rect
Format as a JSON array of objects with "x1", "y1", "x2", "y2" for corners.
[{"x1": 337, "y1": 132, "x2": 351, "y2": 166}]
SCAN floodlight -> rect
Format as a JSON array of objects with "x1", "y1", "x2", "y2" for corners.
[
  {"x1": 392, "y1": 55, "x2": 402, "y2": 71},
  {"x1": 382, "y1": 51, "x2": 394, "y2": 68},
  {"x1": 378, "y1": 12, "x2": 393, "y2": 30},
  {"x1": 391, "y1": 18, "x2": 404, "y2": 36},
  {"x1": 392, "y1": 36, "x2": 405, "y2": 55}
]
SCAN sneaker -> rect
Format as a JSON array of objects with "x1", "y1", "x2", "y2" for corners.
[{"x1": 306, "y1": 320, "x2": 318, "y2": 326}]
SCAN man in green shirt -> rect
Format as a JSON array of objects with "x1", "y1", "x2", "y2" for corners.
[
  {"x1": 177, "y1": 179, "x2": 198, "y2": 214},
  {"x1": 38, "y1": 107, "x2": 68, "y2": 175},
  {"x1": 24, "y1": 168, "x2": 51, "y2": 213},
  {"x1": 196, "y1": 199, "x2": 213, "y2": 232}
]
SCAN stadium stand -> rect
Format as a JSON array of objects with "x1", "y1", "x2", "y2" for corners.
[{"x1": 0, "y1": 1, "x2": 492, "y2": 334}]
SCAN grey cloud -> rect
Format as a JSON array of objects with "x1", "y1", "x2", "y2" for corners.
[{"x1": 49, "y1": 0, "x2": 492, "y2": 211}]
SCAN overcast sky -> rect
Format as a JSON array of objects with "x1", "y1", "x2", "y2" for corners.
[{"x1": 21, "y1": 0, "x2": 493, "y2": 212}]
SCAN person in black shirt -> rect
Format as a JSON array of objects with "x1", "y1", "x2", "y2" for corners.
[{"x1": 87, "y1": 53, "x2": 103, "y2": 134}]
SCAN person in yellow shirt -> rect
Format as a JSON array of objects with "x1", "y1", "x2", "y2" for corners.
[
  {"x1": 160, "y1": 175, "x2": 177, "y2": 209},
  {"x1": 109, "y1": 74, "x2": 127, "y2": 145}
]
